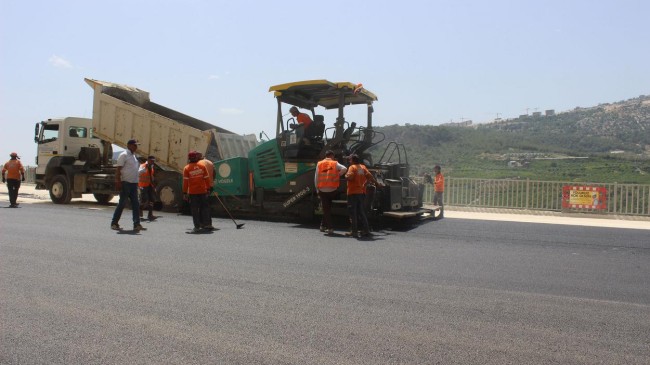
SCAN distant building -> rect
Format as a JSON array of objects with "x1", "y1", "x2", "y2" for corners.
[
  {"x1": 545, "y1": 109, "x2": 555, "y2": 116},
  {"x1": 532, "y1": 111, "x2": 542, "y2": 118},
  {"x1": 441, "y1": 120, "x2": 473, "y2": 127}
]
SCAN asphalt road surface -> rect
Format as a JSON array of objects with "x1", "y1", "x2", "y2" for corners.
[{"x1": 1, "y1": 200, "x2": 649, "y2": 364}]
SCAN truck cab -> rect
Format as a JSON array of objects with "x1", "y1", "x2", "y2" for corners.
[
  {"x1": 35, "y1": 117, "x2": 104, "y2": 173},
  {"x1": 34, "y1": 117, "x2": 115, "y2": 204}
]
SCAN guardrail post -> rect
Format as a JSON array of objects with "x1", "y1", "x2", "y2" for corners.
[
  {"x1": 613, "y1": 183, "x2": 618, "y2": 214},
  {"x1": 526, "y1": 177, "x2": 530, "y2": 210}
]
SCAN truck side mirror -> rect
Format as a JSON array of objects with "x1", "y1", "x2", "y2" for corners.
[{"x1": 34, "y1": 123, "x2": 40, "y2": 143}]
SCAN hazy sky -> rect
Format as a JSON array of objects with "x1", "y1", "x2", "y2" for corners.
[{"x1": 2, "y1": 0, "x2": 649, "y2": 164}]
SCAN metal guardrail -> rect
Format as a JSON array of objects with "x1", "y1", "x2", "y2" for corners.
[{"x1": 418, "y1": 177, "x2": 650, "y2": 217}]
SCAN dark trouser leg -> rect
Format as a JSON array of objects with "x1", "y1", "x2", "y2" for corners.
[
  {"x1": 319, "y1": 191, "x2": 336, "y2": 229},
  {"x1": 140, "y1": 186, "x2": 154, "y2": 216},
  {"x1": 147, "y1": 187, "x2": 155, "y2": 216},
  {"x1": 7, "y1": 179, "x2": 20, "y2": 205},
  {"x1": 433, "y1": 191, "x2": 444, "y2": 218},
  {"x1": 189, "y1": 194, "x2": 202, "y2": 228},
  {"x1": 112, "y1": 183, "x2": 130, "y2": 224},
  {"x1": 348, "y1": 194, "x2": 367, "y2": 234},
  {"x1": 352, "y1": 194, "x2": 370, "y2": 233},
  {"x1": 126, "y1": 183, "x2": 140, "y2": 226},
  {"x1": 199, "y1": 193, "x2": 211, "y2": 227},
  {"x1": 347, "y1": 196, "x2": 358, "y2": 233},
  {"x1": 139, "y1": 188, "x2": 145, "y2": 217},
  {"x1": 355, "y1": 194, "x2": 370, "y2": 233}
]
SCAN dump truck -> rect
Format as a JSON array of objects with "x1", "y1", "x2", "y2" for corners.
[
  {"x1": 34, "y1": 78, "x2": 430, "y2": 223},
  {"x1": 33, "y1": 78, "x2": 257, "y2": 208}
]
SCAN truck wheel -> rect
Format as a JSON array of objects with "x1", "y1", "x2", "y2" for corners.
[
  {"x1": 50, "y1": 175, "x2": 72, "y2": 204},
  {"x1": 93, "y1": 193, "x2": 114, "y2": 205},
  {"x1": 157, "y1": 178, "x2": 182, "y2": 212}
]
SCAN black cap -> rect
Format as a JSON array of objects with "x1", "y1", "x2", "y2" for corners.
[{"x1": 127, "y1": 139, "x2": 139, "y2": 145}]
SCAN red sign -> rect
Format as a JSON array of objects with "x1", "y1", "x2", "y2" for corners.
[{"x1": 562, "y1": 186, "x2": 607, "y2": 210}]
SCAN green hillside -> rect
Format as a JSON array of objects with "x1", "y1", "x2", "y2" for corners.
[{"x1": 370, "y1": 95, "x2": 650, "y2": 184}]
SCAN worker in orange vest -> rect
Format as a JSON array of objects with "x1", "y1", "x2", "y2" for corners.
[
  {"x1": 344, "y1": 154, "x2": 381, "y2": 238},
  {"x1": 196, "y1": 152, "x2": 215, "y2": 192},
  {"x1": 315, "y1": 150, "x2": 347, "y2": 235},
  {"x1": 138, "y1": 155, "x2": 158, "y2": 220},
  {"x1": 183, "y1": 151, "x2": 215, "y2": 233},
  {"x1": 433, "y1": 165, "x2": 445, "y2": 219},
  {"x1": 289, "y1": 106, "x2": 313, "y2": 144},
  {"x1": 2, "y1": 152, "x2": 26, "y2": 208}
]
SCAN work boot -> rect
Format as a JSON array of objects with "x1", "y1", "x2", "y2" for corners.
[
  {"x1": 111, "y1": 223, "x2": 121, "y2": 230},
  {"x1": 320, "y1": 225, "x2": 326, "y2": 232},
  {"x1": 360, "y1": 231, "x2": 372, "y2": 237},
  {"x1": 134, "y1": 224, "x2": 147, "y2": 231},
  {"x1": 203, "y1": 225, "x2": 216, "y2": 231},
  {"x1": 147, "y1": 214, "x2": 158, "y2": 220},
  {"x1": 327, "y1": 228, "x2": 334, "y2": 235},
  {"x1": 192, "y1": 227, "x2": 203, "y2": 233},
  {"x1": 344, "y1": 231, "x2": 358, "y2": 238}
]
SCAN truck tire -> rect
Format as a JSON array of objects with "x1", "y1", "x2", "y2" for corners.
[
  {"x1": 93, "y1": 193, "x2": 115, "y2": 205},
  {"x1": 50, "y1": 174, "x2": 72, "y2": 204},
  {"x1": 157, "y1": 178, "x2": 182, "y2": 212}
]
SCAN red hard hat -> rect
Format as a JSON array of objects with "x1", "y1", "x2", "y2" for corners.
[{"x1": 188, "y1": 151, "x2": 198, "y2": 160}]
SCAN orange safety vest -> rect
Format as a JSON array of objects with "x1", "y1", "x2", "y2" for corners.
[
  {"x1": 197, "y1": 159, "x2": 214, "y2": 187},
  {"x1": 346, "y1": 164, "x2": 371, "y2": 195},
  {"x1": 138, "y1": 163, "x2": 155, "y2": 187},
  {"x1": 183, "y1": 162, "x2": 209, "y2": 194},
  {"x1": 434, "y1": 173, "x2": 444, "y2": 192},
  {"x1": 297, "y1": 113, "x2": 312, "y2": 129},
  {"x1": 316, "y1": 159, "x2": 340, "y2": 190},
  {"x1": 2, "y1": 159, "x2": 25, "y2": 180}
]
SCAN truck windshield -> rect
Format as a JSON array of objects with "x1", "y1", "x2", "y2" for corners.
[{"x1": 41, "y1": 124, "x2": 59, "y2": 143}]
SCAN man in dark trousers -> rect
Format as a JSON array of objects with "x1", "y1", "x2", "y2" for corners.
[
  {"x1": 111, "y1": 140, "x2": 145, "y2": 231},
  {"x1": 138, "y1": 155, "x2": 158, "y2": 220},
  {"x1": 183, "y1": 151, "x2": 215, "y2": 233},
  {"x1": 344, "y1": 154, "x2": 381, "y2": 238},
  {"x1": 433, "y1": 165, "x2": 445, "y2": 219},
  {"x1": 315, "y1": 150, "x2": 347, "y2": 235},
  {"x1": 2, "y1": 152, "x2": 26, "y2": 208}
]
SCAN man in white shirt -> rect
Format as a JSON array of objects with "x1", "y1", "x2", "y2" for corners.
[{"x1": 111, "y1": 139, "x2": 145, "y2": 231}]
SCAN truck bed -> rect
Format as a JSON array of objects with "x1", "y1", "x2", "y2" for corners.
[{"x1": 85, "y1": 78, "x2": 257, "y2": 173}]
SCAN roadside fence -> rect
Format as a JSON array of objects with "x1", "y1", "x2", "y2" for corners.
[{"x1": 418, "y1": 177, "x2": 650, "y2": 217}]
